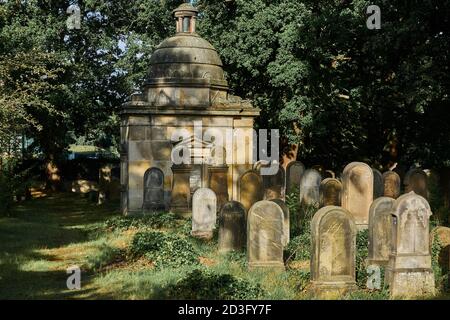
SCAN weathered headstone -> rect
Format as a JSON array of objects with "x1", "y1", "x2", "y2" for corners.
[
  {"x1": 404, "y1": 168, "x2": 428, "y2": 199},
  {"x1": 372, "y1": 168, "x2": 384, "y2": 199},
  {"x1": 262, "y1": 165, "x2": 285, "y2": 200},
  {"x1": 143, "y1": 167, "x2": 165, "y2": 211},
  {"x1": 342, "y1": 162, "x2": 374, "y2": 229},
  {"x1": 208, "y1": 166, "x2": 229, "y2": 212},
  {"x1": 218, "y1": 201, "x2": 246, "y2": 253},
  {"x1": 319, "y1": 178, "x2": 342, "y2": 207},
  {"x1": 383, "y1": 171, "x2": 401, "y2": 199},
  {"x1": 191, "y1": 188, "x2": 217, "y2": 239},
  {"x1": 270, "y1": 199, "x2": 290, "y2": 246},
  {"x1": 238, "y1": 170, "x2": 264, "y2": 213},
  {"x1": 286, "y1": 161, "x2": 305, "y2": 194},
  {"x1": 367, "y1": 197, "x2": 395, "y2": 266},
  {"x1": 299, "y1": 169, "x2": 322, "y2": 207},
  {"x1": 247, "y1": 200, "x2": 284, "y2": 270},
  {"x1": 386, "y1": 192, "x2": 435, "y2": 298},
  {"x1": 310, "y1": 206, "x2": 357, "y2": 296},
  {"x1": 170, "y1": 164, "x2": 192, "y2": 216}
]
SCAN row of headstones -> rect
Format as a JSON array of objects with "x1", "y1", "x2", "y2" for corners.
[
  {"x1": 240, "y1": 161, "x2": 429, "y2": 224},
  {"x1": 191, "y1": 188, "x2": 435, "y2": 298}
]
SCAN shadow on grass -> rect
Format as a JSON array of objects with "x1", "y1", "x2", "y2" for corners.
[{"x1": 0, "y1": 193, "x2": 119, "y2": 299}]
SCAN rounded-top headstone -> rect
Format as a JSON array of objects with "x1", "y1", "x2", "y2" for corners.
[
  {"x1": 300, "y1": 169, "x2": 322, "y2": 207},
  {"x1": 368, "y1": 197, "x2": 395, "y2": 266},
  {"x1": 382, "y1": 171, "x2": 401, "y2": 199},
  {"x1": 286, "y1": 161, "x2": 305, "y2": 194},
  {"x1": 218, "y1": 201, "x2": 246, "y2": 253},
  {"x1": 247, "y1": 200, "x2": 285, "y2": 270},
  {"x1": 192, "y1": 188, "x2": 217, "y2": 239},
  {"x1": 319, "y1": 178, "x2": 342, "y2": 207},
  {"x1": 372, "y1": 168, "x2": 384, "y2": 199},
  {"x1": 238, "y1": 170, "x2": 263, "y2": 213}
]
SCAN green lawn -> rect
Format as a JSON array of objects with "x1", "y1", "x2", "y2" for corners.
[{"x1": 0, "y1": 193, "x2": 447, "y2": 300}]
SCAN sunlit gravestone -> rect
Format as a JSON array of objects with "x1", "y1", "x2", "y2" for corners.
[
  {"x1": 270, "y1": 199, "x2": 290, "y2": 246},
  {"x1": 247, "y1": 200, "x2": 284, "y2": 270},
  {"x1": 310, "y1": 206, "x2": 357, "y2": 296},
  {"x1": 342, "y1": 162, "x2": 374, "y2": 229},
  {"x1": 191, "y1": 188, "x2": 217, "y2": 239},
  {"x1": 383, "y1": 171, "x2": 401, "y2": 199},
  {"x1": 367, "y1": 197, "x2": 395, "y2": 266},
  {"x1": 385, "y1": 192, "x2": 435, "y2": 298},
  {"x1": 238, "y1": 170, "x2": 264, "y2": 214},
  {"x1": 319, "y1": 178, "x2": 342, "y2": 207},
  {"x1": 299, "y1": 169, "x2": 322, "y2": 207},
  {"x1": 218, "y1": 201, "x2": 246, "y2": 253}
]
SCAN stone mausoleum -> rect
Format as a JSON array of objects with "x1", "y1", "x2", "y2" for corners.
[{"x1": 120, "y1": 3, "x2": 260, "y2": 216}]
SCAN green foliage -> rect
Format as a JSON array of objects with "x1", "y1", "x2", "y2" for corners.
[
  {"x1": 356, "y1": 229, "x2": 369, "y2": 288},
  {"x1": 285, "y1": 187, "x2": 301, "y2": 237},
  {"x1": 285, "y1": 233, "x2": 310, "y2": 262},
  {"x1": 104, "y1": 212, "x2": 178, "y2": 231},
  {"x1": 163, "y1": 269, "x2": 264, "y2": 300},
  {"x1": 87, "y1": 243, "x2": 123, "y2": 272},
  {"x1": 431, "y1": 232, "x2": 449, "y2": 293},
  {"x1": 130, "y1": 231, "x2": 199, "y2": 269}
]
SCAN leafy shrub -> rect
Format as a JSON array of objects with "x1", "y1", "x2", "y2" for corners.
[
  {"x1": 87, "y1": 243, "x2": 123, "y2": 271},
  {"x1": 0, "y1": 174, "x2": 14, "y2": 216},
  {"x1": 431, "y1": 232, "x2": 449, "y2": 293},
  {"x1": 285, "y1": 188, "x2": 301, "y2": 237},
  {"x1": 130, "y1": 231, "x2": 199, "y2": 269},
  {"x1": 285, "y1": 233, "x2": 311, "y2": 262},
  {"x1": 163, "y1": 269, "x2": 264, "y2": 300},
  {"x1": 356, "y1": 229, "x2": 369, "y2": 288},
  {"x1": 287, "y1": 269, "x2": 310, "y2": 292},
  {"x1": 104, "y1": 212, "x2": 178, "y2": 231}
]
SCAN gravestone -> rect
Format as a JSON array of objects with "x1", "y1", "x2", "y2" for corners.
[
  {"x1": 263, "y1": 165, "x2": 285, "y2": 200},
  {"x1": 247, "y1": 200, "x2": 284, "y2": 270},
  {"x1": 404, "y1": 168, "x2": 428, "y2": 199},
  {"x1": 299, "y1": 169, "x2": 322, "y2": 207},
  {"x1": 218, "y1": 201, "x2": 246, "y2": 253},
  {"x1": 386, "y1": 192, "x2": 435, "y2": 298},
  {"x1": 238, "y1": 170, "x2": 264, "y2": 213},
  {"x1": 170, "y1": 164, "x2": 192, "y2": 216},
  {"x1": 383, "y1": 171, "x2": 401, "y2": 199},
  {"x1": 143, "y1": 167, "x2": 165, "y2": 211},
  {"x1": 367, "y1": 197, "x2": 395, "y2": 266},
  {"x1": 191, "y1": 188, "x2": 217, "y2": 239},
  {"x1": 342, "y1": 162, "x2": 374, "y2": 229},
  {"x1": 319, "y1": 178, "x2": 342, "y2": 207},
  {"x1": 208, "y1": 166, "x2": 229, "y2": 212},
  {"x1": 372, "y1": 169, "x2": 384, "y2": 199},
  {"x1": 286, "y1": 161, "x2": 305, "y2": 194},
  {"x1": 310, "y1": 206, "x2": 357, "y2": 296},
  {"x1": 271, "y1": 199, "x2": 290, "y2": 246}
]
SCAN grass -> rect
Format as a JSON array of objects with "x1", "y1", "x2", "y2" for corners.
[{"x1": 0, "y1": 193, "x2": 449, "y2": 300}]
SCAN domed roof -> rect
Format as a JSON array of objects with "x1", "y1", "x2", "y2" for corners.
[{"x1": 147, "y1": 4, "x2": 226, "y2": 83}]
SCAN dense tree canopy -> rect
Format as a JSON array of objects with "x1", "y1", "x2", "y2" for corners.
[{"x1": 1, "y1": 0, "x2": 449, "y2": 176}]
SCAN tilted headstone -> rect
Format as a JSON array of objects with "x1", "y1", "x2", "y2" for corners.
[
  {"x1": 262, "y1": 165, "x2": 285, "y2": 200},
  {"x1": 319, "y1": 178, "x2": 342, "y2": 207},
  {"x1": 299, "y1": 169, "x2": 322, "y2": 207},
  {"x1": 404, "y1": 168, "x2": 428, "y2": 200},
  {"x1": 270, "y1": 199, "x2": 290, "y2": 246},
  {"x1": 218, "y1": 201, "x2": 246, "y2": 253},
  {"x1": 372, "y1": 168, "x2": 384, "y2": 199},
  {"x1": 238, "y1": 170, "x2": 264, "y2": 213},
  {"x1": 310, "y1": 206, "x2": 357, "y2": 295},
  {"x1": 383, "y1": 171, "x2": 401, "y2": 199},
  {"x1": 342, "y1": 162, "x2": 374, "y2": 229},
  {"x1": 247, "y1": 200, "x2": 284, "y2": 270},
  {"x1": 386, "y1": 192, "x2": 435, "y2": 298},
  {"x1": 191, "y1": 188, "x2": 217, "y2": 239},
  {"x1": 286, "y1": 161, "x2": 305, "y2": 194},
  {"x1": 143, "y1": 167, "x2": 165, "y2": 211},
  {"x1": 367, "y1": 197, "x2": 395, "y2": 266}
]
